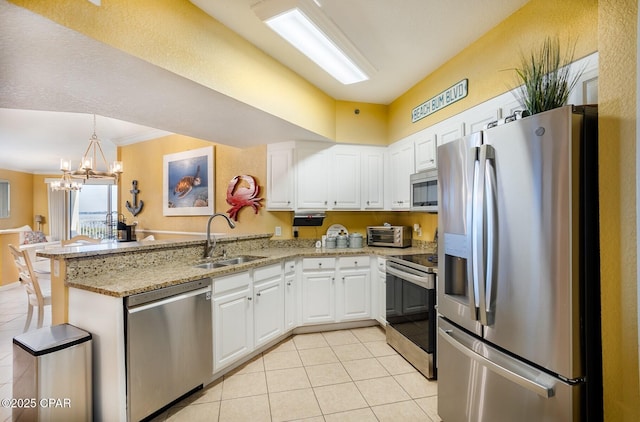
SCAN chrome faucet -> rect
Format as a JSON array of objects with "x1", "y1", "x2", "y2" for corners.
[{"x1": 205, "y1": 213, "x2": 236, "y2": 258}]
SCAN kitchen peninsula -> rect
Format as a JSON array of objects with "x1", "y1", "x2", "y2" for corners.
[{"x1": 38, "y1": 234, "x2": 432, "y2": 421}]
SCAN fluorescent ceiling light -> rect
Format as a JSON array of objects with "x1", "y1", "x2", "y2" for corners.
[{"x1": 253, "y1": 0, "x2": 374, "y2": 85}]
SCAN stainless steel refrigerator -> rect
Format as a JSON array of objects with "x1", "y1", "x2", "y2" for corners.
[{"x1": 436, "y1": 105, "x2": 602, "y2": 421}]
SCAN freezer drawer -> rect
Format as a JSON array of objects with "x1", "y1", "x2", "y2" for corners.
[{"x1": 437, "y1": 318, "x2": 581, "y2": 422}]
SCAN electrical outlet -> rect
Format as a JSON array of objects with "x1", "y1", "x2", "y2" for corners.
[{"x1": 275, "y1": 226, "x2": 282, "y2": 236}]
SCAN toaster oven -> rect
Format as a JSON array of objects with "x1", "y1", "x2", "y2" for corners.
[{"x1": 366, "y1": 226, "x2": 412, "y2": 248}]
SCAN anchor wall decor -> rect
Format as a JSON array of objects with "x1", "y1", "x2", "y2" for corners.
[{"x1": 126, "y1": 180, "x2": 144, "y2": 216}]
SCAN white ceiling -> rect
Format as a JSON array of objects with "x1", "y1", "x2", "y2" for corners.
[
  {"x1": 193, "y1": 0, "x2": 529, "y2": 104},
  {"x1": 0, "y1": 0, "x2": 528, "y2": 174}
]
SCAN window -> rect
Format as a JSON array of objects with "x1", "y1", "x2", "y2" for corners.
[{"x1": 69, "y1": 184, "x2": 118, "y2": 239}]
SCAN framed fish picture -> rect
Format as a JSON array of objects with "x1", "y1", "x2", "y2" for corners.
[{"x1": 163, "y1": 146, "x2": 214, "y2": 216}]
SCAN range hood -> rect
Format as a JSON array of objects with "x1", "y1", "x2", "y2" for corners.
[{"x1": 293, "y1": 212, "x2": 326, "y2": 227}]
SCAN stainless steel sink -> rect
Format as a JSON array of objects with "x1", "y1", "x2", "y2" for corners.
[
  {"x1": 217, "y1": 255, "x2": 265, "y2": 265},
  {"x1": 194, "y1": 262, "x2": 227, "y2": 269},
  {"x1": 194, "y1": 255, "x2": 266, "y2": 269}
]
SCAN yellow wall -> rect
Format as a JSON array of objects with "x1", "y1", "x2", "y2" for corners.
[
  {"x1": 389, "y1": 0, "x2": 598, "y2": 142},
  {"x1": 598, "y1": 0, "x2": 639, "y2": 420},
  {"x1": 335, "y1": 101, "x2": 388, "y2": 146},
  {"x1": 0, "y1": 169, "x2": 33, "y2": 231},
  {"x1": 119, "y1": 135, "x2": 272, "y2": 237}
]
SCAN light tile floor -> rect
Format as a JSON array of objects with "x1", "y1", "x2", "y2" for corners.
[{"x1": 0, "y1": 281, "x2": 441, "y2": 421}]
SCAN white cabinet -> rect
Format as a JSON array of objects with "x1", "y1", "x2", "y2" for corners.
[
  {"x1": 414, "y1": 132, "x2": 437, "y2": 172},
  {"x1": 296, "y1": 143, "x2": 331, "y2": 209},
  {"x1": 435, "y1": 121, "x2": 465, "y2": 146},
  {"x1": 267, "y1": 142, "x2": 385, "y2": 211},
  {"x1": 284, "y1": 260, "x2": 297, "y2": 330},
  {"x1": 388, "y1": 140, "x2": 414, "y2": 209},
  {"x1": 336, "y1": 256, "x2": 371, "y2": 321},
  {"x1": 301, "y1": 258, "x2": 336, "y2": 324},
  {"x1": 330, "y1": 146, "x2": 361, "y2": 209},
  {"x1": 212, "y1": 271, "x2": 253, "y2": 372},
  {"x1": 465, "y1": 107, "x2": 500, "y2": 135},
  {"x1": 301, "y1": 256, "x2": 372, "y2": 325},
  {"x1": 266, "y1": 142, "x2": 295, "y2": 210},
  {"x1": 361, "y1": 147, "x2": 385, "y2": 209},
  {"x1": 253, "y1": 264, "x2": 284, "y2": 348}
]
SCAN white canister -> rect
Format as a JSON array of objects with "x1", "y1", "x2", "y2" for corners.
[{"x1": 349, "y1": 233, "x2": 363, "y2": 248}]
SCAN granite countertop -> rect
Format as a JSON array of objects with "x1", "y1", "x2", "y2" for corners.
[
  {"x1": 61, "y1": 244, "x2": 433, "y2": 298},
  {"x1": 36, "y1": 233, "x2": 271, "y2": 259}
]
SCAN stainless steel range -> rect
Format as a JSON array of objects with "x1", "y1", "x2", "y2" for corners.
[{"x1": 385, "y1": 253, "x2": 437, "y2": 379}]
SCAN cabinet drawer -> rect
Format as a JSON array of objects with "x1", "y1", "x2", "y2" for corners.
[
  {"x1": 338, "y1": 256, "x2": 370, "y2": 269},
  {"x1": 302, "y1": 257, "x2": 335, "y2": 270},
  {"x1": 213, "y1": 271, "x2": 250, "y2": 295},
  {"x1": 284, "y1": 260, "x2": 296, "y2": 274},
  {"x1": 253, "y1": 263, "x2": 282, "y2": 281}
]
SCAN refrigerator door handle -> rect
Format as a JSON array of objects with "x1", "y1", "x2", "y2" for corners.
[
  {"x1": 467, "y1": 147, "x2": 480, "y2": 320},
  {"x1": 473, "y1": 145, "x2": 490, "y2": 325},
  {"x1": 481, "y1": 145, "x2": 497, "y2": 326},
  {"x1": 439, "y1": 327, "x2": 556, "y2": 399}
]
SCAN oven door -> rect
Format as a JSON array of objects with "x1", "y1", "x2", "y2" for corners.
[{"x1": 385, "y1": 269, "x2": 436, "y2": 354}]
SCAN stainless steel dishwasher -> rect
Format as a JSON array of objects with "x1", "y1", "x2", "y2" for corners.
[{"x1": 126, "y1": 278, "x2": 212, "y2": 421}]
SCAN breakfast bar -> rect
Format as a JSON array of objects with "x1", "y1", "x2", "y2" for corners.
[{"x1": 37, "y1": 234, "x2": 432, "y2": 421}]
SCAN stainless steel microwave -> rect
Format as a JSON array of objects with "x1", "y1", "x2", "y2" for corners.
[{"x1": 410, "y1": 170, "x2": 438, "y2": 212}]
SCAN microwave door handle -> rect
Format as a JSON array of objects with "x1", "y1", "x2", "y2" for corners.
[{"x1": 467, "y1": 147, "x2": 480, "y2": 320}]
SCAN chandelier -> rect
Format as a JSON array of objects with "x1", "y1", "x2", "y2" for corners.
[{"x1": 51, "y1": 114, "x2": 123, "y2": 191}]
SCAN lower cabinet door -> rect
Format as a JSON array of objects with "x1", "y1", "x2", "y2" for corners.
[
  {"x1": 213, "y1": 287, "x2": 253, "y2": 372},
  {"x1": 284, "y1": 271, "x2": 297, "y2": 330},
  {"x1": 339, "y1": 271, "x2": 371, "y2": 321},
  {"x1": 253, "y1": 277, "x2": 284, "y2": 348},
  {"x1": 301, "y1": 272, "x2": 335, "y2": 324}
]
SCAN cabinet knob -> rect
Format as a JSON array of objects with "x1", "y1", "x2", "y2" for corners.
[
  {"x1": 247, "y1": 297, "x2": 253, "y2": 301},
  {"x1": 256, "y1": 292, "x2": 261, "y2": 297},
  {"x1": 287, "y1": 200, "x2": 291, "y2": 204},
  {"x1": 324, "y1": 200, "x2": 328, "y2": 205},
  {"x1": 342, "y1": 277, "x2": 345, "y2": 281},
  {"x1": 355, "y1": 261, "x2": 358, "y2": 265},
  {"x1": 366, "y1": 201, "x2": 370, "y2": 205},
  {"x1": 287, "y1": 282, "x2": 292, "y2": 286},
  {"x1": 318, "y1": 263, "x2": 322, "y2": 267},
  {"x1": 334, "y1": 201, "x2": 337, "y2": 205}
]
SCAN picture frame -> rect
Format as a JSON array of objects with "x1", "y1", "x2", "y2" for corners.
[{"x1": 163, "y1": 146, "x2": 214, "y2": 216}]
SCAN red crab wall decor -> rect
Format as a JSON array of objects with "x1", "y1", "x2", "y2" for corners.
[{"x1": 226, "y1": 175, "x2": 264, "y2": 221}]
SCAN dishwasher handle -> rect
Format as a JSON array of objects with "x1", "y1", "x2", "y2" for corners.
[{"x1": 127, "y1": 286, "x2": 211, "y2": 314}]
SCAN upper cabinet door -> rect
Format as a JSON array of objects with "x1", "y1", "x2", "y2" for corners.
[
  {"x1": 330, "y1": 146, "x2": 361, "y2": 210},
  {"x1": 436, "y1": 121, "x2": 465, "y2": 147},
  {"x1": 296, "y1": 143, "x2": 330, "y2": 210},
  {"x1": 388, "y1": 140, "x2": 414, "y2": 209},
  {"x1": 414, "y1": 132, "x2": 437, "y2": 172},
  {"x1": 266, "y1": 143, "x2": 295, "y2": 210},
  {"x1": 361, "y1": 147, "x2": 385, "y2": 209}
]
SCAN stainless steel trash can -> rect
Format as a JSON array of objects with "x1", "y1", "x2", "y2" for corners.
[{"x1": 12, "y1": 324, "x2": 92, "y2": 421}]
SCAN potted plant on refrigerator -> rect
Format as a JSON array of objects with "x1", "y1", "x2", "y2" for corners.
[{"x1": 514, "y1": 36, "x2": 584, "y2": 115}]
